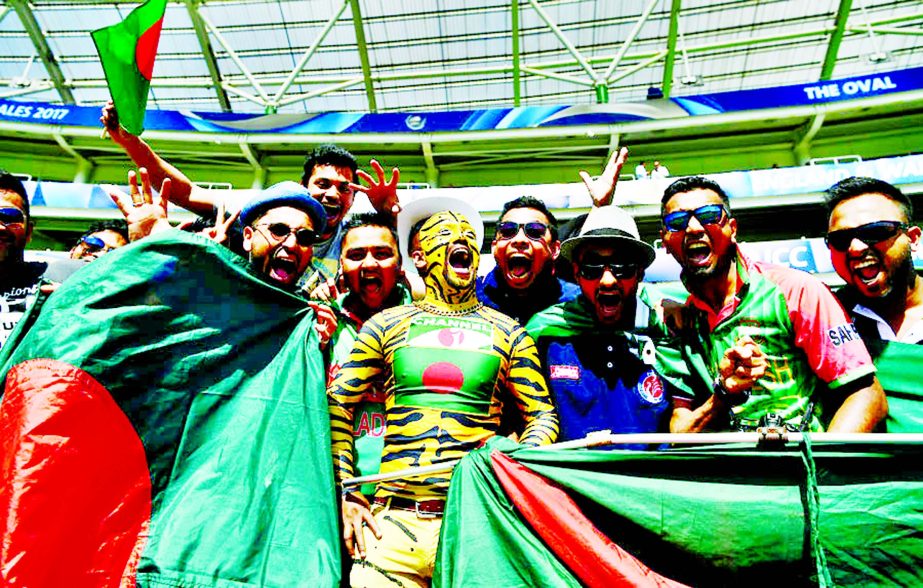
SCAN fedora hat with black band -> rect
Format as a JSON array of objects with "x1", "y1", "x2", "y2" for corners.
[{"x1": 560, "y1": 205, "x2": 655, "y2": 268}]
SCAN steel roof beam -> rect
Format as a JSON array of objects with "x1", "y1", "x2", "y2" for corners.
[
  {"x1": 819, "y1": 0, "x2": 853, "y2": 80},
  {"x1": 662, "y1": 0, "x2": 681, "y2": 98},
  {"x1": 511, "y1": 0, "x2": 521, "y2": 106},
  {"x1": 196, "y1": 8, "x2": 270, "y2": 106},
  {"x1": 272, "y1": 0, "x2": 350, "y2": 106},
  {"x1": 348, "y1": 0, "x2": 377, "y2": 112},
  {"x1": 185, "y1": 0, "x2": 231, "y2": 112},
  {"x1": 8, "y1": 0, "x2": 74, "y2": 104},
  {"x1": 603, "y1": 0, "x2": 660, "y2": 83},
  {"x1": 527, "y1": 0, "x2": 600, "y2": 93}
]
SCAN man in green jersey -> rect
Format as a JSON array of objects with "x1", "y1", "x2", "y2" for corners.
[
  {"x1": 656, "y1": 176, "x2": 887, "y2": 433},
  {"x1": 825, "y1": 177, "x2": 923, "y2": 432}
]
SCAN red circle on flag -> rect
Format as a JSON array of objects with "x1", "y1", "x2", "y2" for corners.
[{"x1": 422, "y1": 362, "x2": 464, "y2": 393}]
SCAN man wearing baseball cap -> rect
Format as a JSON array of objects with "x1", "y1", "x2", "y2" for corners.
[{"x1": 526, "y1": 205, "x2": 673, "y2": 444}]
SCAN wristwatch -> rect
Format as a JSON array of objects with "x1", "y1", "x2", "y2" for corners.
[{"x1": 713, "y1": 378, "x2": 750, "y2": 407}]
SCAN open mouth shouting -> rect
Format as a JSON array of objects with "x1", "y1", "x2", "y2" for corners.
[
  {"x1": 505, "y1": 253, "x2": 534, "y2": 284},
  {"x1": 849, "y1": 253, "x2": 885, "y2": 292},
  {"x1": 268, "y1": 250, "x2": 301, "y2": 285},
  {"x1": 594, "y1": 290, "x2": 624, "y2": 323},
  {"x1": 683, "y1": 239, "x2": 713, "y2": 268},
  {"x1": 359, "y1": 270, "x2": 383, "y2": 294},
  {"x1": 447, "y1": 243, "x2": 474, "y2": 281}
]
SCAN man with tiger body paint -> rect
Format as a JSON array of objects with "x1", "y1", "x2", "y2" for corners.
[{"x1": 327, "y1": 197, "x2": 559, "y2": 588}]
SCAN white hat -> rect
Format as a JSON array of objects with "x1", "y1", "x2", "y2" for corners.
[
  {"x1": 560, "y1": 205, "x2": 655, "y2": 268},
  {"x1": 397, "y1": 196, "x2": 484, "y2": 274}
]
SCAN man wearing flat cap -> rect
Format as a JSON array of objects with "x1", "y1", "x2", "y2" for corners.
[{"x1": 526, "y1": 205, "x2": 673, "y2": 444}]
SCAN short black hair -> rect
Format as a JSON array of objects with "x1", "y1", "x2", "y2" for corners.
[
  {"x1": 344, "y1": 212, "x2": 400, "y2": 261},
  {"x1": 77, "y1": 219, "x2": 129, "y2": 244},
  {"x1": 825, "y1": 176, "x2": 912, "y2": 222},
  {"x1": 499, "y1": 195, "x2": 559, "y2": 240},
  {"x1": 301, "y1": 144, "x2": 358, "y2": 185},
  {"x1": 661, "y1": 176, "x2": 731, "y2": 214},
  {"x1": 0, "y1": 169, "x2": 30, "y2": 220}
]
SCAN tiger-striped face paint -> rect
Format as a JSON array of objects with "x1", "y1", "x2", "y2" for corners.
[{"x1": 415, "y1": 211, "x2": 480, "y2": 310}]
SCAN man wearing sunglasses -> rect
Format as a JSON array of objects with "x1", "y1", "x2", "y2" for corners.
[
  {"x1": 657, "y1": 176, "x2": 886, "y2": 434},
  {"x1": 239, "y1": 181, "x2": 327, "y2": 289},
  {"x1": 101, "y1": 104, "x2": 400, "y2": 295},
  {"x1": 477, "y1": 196, "x2": 579, "y2": 325},
  {"x1": 826, "y1": 177, "x2": 923, "y2": 432},
  {"x1": 0, "y1": 171, "x2": 69, "y2": 349},
  {"x1": 69, "y1": 220, "x2": 129, "y2": 262},
  {"x1": 526, "y1": 205, "x2": 672, "y2": 444}
]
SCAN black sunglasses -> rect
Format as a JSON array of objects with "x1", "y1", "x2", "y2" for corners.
[
  {"x1": 496, "y1": 221, "x2": 549, "y2": 241},
  {"x1": 258, "y1": 223, "x2": 317, "y2": 247},
  {"x1": 825, "y1": 220, "x2": 907, "y2": 252},
  {"x1": 577, "y1": 260, "x2": 639, "y2": 281},
  {"x1": 0, "y1": 207, "x2": 25, "y2": 226},
  {"x1": 662, "y1": 204, "x2": 726, "y2": 232}
]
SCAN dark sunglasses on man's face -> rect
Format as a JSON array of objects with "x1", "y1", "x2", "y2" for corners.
[
  {"x1": 81, "y1": 235, "x2": 108, "y2": 252},
  {"x1": 258, "y1": 223, "x2": 317, "y2": 247},
  {"x1": 496, "y1": 221, "x2": 549, "y2": 241},
  {"x1": 825, "y1": 220, "x2": 907, "y2": 252},
  {"x1": 577, "y1": 260, "x2": 638, "y2": 281},
  {"x1": 662, "y1": 204, "x2": 727, "y2": 232},
  {"x1": 0, "y1": 207, "x2": 25, "y2": 226}
]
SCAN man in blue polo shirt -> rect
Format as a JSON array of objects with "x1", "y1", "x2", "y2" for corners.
[{"x1": 526, "y1": 205, "x2": 672, "y2": 444}]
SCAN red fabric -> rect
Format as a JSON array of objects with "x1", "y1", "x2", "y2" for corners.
[
  {"x1": 0, "y1": 359, "x2": 152, "y2": 587},
  {"x1": 135, "y1": 17, "x2": 163, "y2": 80},
  {"x1": 490, "y1": 450, "x2": 689, "y2": 588}
]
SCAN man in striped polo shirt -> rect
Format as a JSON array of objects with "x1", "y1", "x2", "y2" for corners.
[{"x1": 656, "y1": 176, "x2": 887, "y2": 433}]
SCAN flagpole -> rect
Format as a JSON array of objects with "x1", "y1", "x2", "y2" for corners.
[{"x1": 340, "y1": 432, "x2": 923, "y2": 487}]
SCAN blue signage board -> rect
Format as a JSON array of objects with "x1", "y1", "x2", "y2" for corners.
[{"x1": 1, "y1": 66, "x2": 920, "y2": 135}]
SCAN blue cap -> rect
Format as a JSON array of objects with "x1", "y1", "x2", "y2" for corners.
[{"x1": 239, "y1": 181, "x2": 327, "y2": 231}]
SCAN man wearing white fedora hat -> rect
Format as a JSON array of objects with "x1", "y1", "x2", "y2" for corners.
[{"x1": 526, "y1": 204, "x2": 673, "y2": 445}]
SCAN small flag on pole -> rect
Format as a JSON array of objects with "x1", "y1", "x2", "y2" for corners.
[{"x1": 91, "y1": 0, "x2": 167, "y2": 135}]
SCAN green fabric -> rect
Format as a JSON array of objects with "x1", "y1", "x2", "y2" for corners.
[
  {"x1": 91, "y1": 0, "x2": 166, "y2": 134},
  {"x1": 436, "y1": 442, "x2": 923, "y2": 587},
  {"x1": 863, "y1": 340, "x2": 923, "y2": 433},
  {"x1": 435, "y1": 437, "x2": 582, "y2": 588},
  {"x1": 0, "y1": 231, "x2": 339, "y2": 587},
  {"x1": 525, "y1": 296, "x2": 600, "y2": 339}
]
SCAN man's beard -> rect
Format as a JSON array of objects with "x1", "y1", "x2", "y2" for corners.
[
  {"x1": 876, "y1": 249, "x2": 916, "y2": 304},
  {"x1": 685, "y1": 244, "x2": 735, "y2": 285}
]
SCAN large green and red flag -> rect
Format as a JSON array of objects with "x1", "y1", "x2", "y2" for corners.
[
  {"x1": 0, "y1": 231, "x2": 340, "y2": 586},
  {"x1": 92, "y1": 0, "x2": 167, "y2": 134},
  {"x1": 435, "y1": 438, "x2": 923, "y2": 587}
]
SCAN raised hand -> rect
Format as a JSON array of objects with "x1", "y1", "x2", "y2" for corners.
[
  {"x1": 107, "y1": 167, "x2": 173, "y2": 241},
  {"x1": 578, "y1": 146, "x2": 629, "y2": 207},
  {"x1": 199, "y1": 199, "x2": 240, "y2": 245},
  {"x1": 352, "y1": 159, "x2": 400, "y2": 216},
  {"x1": 308, "y1": 301, "x2": 338, "y2": 349},
  {"x1": 99, "y1": 100, "x2": 135, "y2": 145}
]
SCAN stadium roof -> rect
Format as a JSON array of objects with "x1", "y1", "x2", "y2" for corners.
[{"x1": 0, "y1": 0, "x2": 921, "y2": 114}]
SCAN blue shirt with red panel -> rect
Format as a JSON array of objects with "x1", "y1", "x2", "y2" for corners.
[{"x1": 526, "y1": 296, "x2": 672, "y2": 448}]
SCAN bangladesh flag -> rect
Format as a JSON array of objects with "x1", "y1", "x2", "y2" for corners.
[
  {"x1": 0, "y1": 231, "x2": 340, "y2": 586},
  {"x1": 92, "y1": 0, "x2": 167, "y2": 135},
  {"x1": 435, "y1": 438, "x2": 923, "y2": 587}
]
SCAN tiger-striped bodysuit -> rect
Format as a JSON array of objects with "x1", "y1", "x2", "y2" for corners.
[{"x1": 327, "y1": 302, "x2": 559, "y2": 500}]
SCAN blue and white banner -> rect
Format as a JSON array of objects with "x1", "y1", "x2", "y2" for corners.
[{"x1": 1, "y1": 66, "x2": 920, "y2": 134}]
